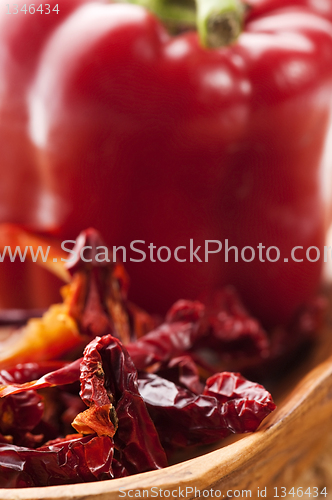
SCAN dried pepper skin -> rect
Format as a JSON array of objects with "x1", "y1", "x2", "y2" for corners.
[
  {"x1": 203, "y1": 372, "x2": 276, "y2": 432},
  {"x1": 72, "y1": 338, "x2": 117, "y2": 437},
  {"x1": 166, "y1": 300, "x2": 206, "y2": 324},
  {"x1": 127, "y1": 322, "x2": 201, "y2": 371},
  {"x1": 0, "y1": 390, "x2": 44, "y2": 447},
  {"x1": 200, "y1": 288, "x2": 270, "y2": 359},
  {"x1": 127, "y1": 289, "x2": 271, "y2": 379},
  {"x1": 0, "y1": 361, "x2": 85, "y2": 449},
  {"x1": 0, "y1": 361, "x2": 67, "y2": 385},
  {"x1": 0, "y1": 229, "x2": 136, "y2": 371},
  {"x1": 65, "y1": 229, "x2": 132, "y2": 344},
  {"x1": 0, "y1": 434, "x2": 114, "y2": 488},
  {"x1": 78, "y1": 335, "x2": 168, "y2": 474},
  {"x1": 157, "y1": 355, "x2": 203, "y2": 394},
  {"x1": 0, "y1": 231, "x2": 281, "y2": 488},
  {"x1": 0, "y1": 359, "x2": 81, "y2": 398},
  {"x1": 126, "y1": 300, "x2": 206, "y2": 371},
  {"x1": 137, "y1": 371, "x2": 275, "y2": 450}
]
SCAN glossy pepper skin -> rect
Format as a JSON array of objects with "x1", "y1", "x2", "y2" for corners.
[
  {"x1": 1, "y1": 0, "x2": 332, "y2": 327},
  {"x1": 0, "y1": 0, "x2": 101, "y2": 308}
]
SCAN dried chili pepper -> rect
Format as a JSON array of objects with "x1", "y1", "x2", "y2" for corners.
[
  {"x1": 0, "y1": 335, "x2": 168, "y2": 486},
  {"x1": 0, "y1": 360, "x2": 83, "y2": 449},
  {"x1": 74, "y1": 335, "x2": 168, "y2": 474},
  {"x1": 0, "y1": 307, "x2": 277, "y2": 487},
  {"x1": 201, "y1": 287, "x2": 270, "y2": 359},
  {"x1": 127, "y1": 289, "x2": 271, "y2": 380},
  {"x1": 0, "y1": 228, "x2": 134, "y2": 370},
  {"x1": 0, "y1": 434, "x2": 115, "y2": 487},
  {"x1": 126, "y1": 300, "x2": 206, "y2": 371},
  {"x1": 0, "y1": 359, "x2": 81, "y2": 398},
  {"x1": 157, "y1": 355, "x2": 203, "y2": 394},
  {"x1": 137, "y1": 371, "x2": 275, "y2": 451},
  {"x1": 65, "y1": 229, "x2": 132, "y2": 344},
  {"x1": 0, "y1": 228, "x2": 281, "y2": 488},
  {"x1": 0, "y1": 390, "x2": 44, "y2": 447},
  {"x1": 0, "y1": 361, "x2": 67, "y2": 385}
]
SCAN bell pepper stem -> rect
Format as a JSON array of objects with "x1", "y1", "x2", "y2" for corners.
[
  {"x1": 122, "y1": 0, "x2": 245, "y2": 44},
  {"x1": 196, "y1": 0, "x2": 245, "y2": 47},
  {"x1": 125, "y1": 0, "x2": 196, "y2": 31}
]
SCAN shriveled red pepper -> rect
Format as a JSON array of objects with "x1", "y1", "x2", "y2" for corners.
[
  {"x1": 1, "y1": 0, "x2": 332, "y2": 327},
  {"x1": 126, "y1": 289, "x2": 271, "y2": 378},
  {"x1": 0, "y1": 434, "x2": 115, "y2": 487},
  {"x1": 0, "y1": 228, "x2": 136, "y2": 369},
  {"x1": 138, "y1": 371, "x2": 276, "y2": 451},
  {"x1": 3, "y1": 227, "x2": 326, "y2": 487},
  {"x1": 0, "y1": 331, "x2": 276, "y2": 487},
  {"x1": 0, "y1": 359, "x2": 81, "y2": 398},
  {"x1": 74, "y1": 334, "x2": 168, "y2": 474}
]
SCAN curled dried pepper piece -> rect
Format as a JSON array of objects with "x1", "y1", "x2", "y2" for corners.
[
  {"x1": 0, "y1": 228, "x2": 133, "y2": 369},
  {"x1": 137, "y1": 371, "x2": 275, "y2": 450},
  {"x1": 72, "y1": 404, "x2": 117, "y2": 437},
  {"x1": 0, "y1": 434, "x2": 115, "y2": 488},
  {"x1": 166, "y1": 300, "x2": 206, "y2": 324},
  {"x1": 0, "y1": 359, "x2": 81, "y2": 398},
  {"x1": 65, "y1": 228, "x2": 131, "y2": 344},
  {"x1": 76, "y1": 335, "x2": 168, "y2": 474},
  {"x1": 127, "y1": 291, "x2": 271, "y2": 380},
  {"x1": 0, "y1": 361, "x2": 67, "y2": 385},
  {"x1": 0, "y1": 360, "x2": 87, "y2": 447},
  {"x1": 71, "y1": 336, "x2": 118, "y2": 437},
  {"x1": 126, "y1": 300, "x2": 206, "y2": 371},
  {"x1": 0, "y1": 303, "x2": 83, "y2": 369},
  {"x1": 0, "y1": 390, "x2": 44, "y2": 447},
  {"x1": 158, "y1": 355, "x2": 203, "y2": 394},
  {"x1": 203, "y1": 288, "x2": 270, "y2": 359},
  {"x1": 203, "y1": 372, "x2": 276, "y2": 433}
]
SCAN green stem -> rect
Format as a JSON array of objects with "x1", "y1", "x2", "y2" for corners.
[
  {"x1": 122, "y1": 0, "x2": 245, "y2": 45},
  {"x1": 127, "y1": 0, "x2": 196, "y2": 31},
  {"x1": 195, "y1": 0, "x2": 245, "y2": 48}
]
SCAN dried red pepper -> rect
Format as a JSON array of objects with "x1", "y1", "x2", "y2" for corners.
[
  {"x1": 64, "y1": 229, "x2": 132, "y2": 344},
  {"x1": 157, "y1": 355, "x2": 203, "y2": 394},
  {"x1": 0, "y1": 335, "x2": 166, "y2": 486},
  {"x1": 0, "y1": 359, "x2": 84, "y2": 449},
  {"x1": 0, "y1": 228, "x2": 137, "y2": 369},
  {"x1": 0, "y1": 361, "x2": 67, "y2": 385},
  {"x1": 75, "y1": 335, "x2": 168, "y2": 474},
  {"x1": 0, "y1": 228, "x2": 282, "y2": 488},
  {"x1": 126, "y1": 288, "x2": 271, "y2": 379},
  {"x1": 126, "y1": 300, "x2": 206, "y2": 371},
  {"x1": 0, "y1": 434, "x2": 115, "y2": 487},
  {"x1": 0, "y1": 359, "x2": 81, "y2": 398},
  {"x1": 137, "y1": 371, "x2": 275, "y2": 451},
  {"x1": 0, "y1": 390, "x2": 44, "y2": 448},
  {"x1": 0, "y1": 329, "x2": 276, "y2": 487}
]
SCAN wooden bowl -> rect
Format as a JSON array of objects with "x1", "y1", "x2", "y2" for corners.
[{"x1": 1, "y1": 310, "x2": 332, "y2": 500}]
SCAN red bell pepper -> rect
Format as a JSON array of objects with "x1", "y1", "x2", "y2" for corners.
[{"x1": 0, "y1": 0, "x2": 332, "y2": 327}]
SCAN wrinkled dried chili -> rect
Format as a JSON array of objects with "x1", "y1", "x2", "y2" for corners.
[
  {"x1": 0, "y1": 228, "x2": 288, "y2": 488},
  {"x1": 74, "y1": 335, "x2": 168, "y2": 474},
  {"x1": 137, "y1": 371, "x2": 275, "y2": 451},
  {"x1": 0, "y1": 434, "x2": 115, "y2": 487}
]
